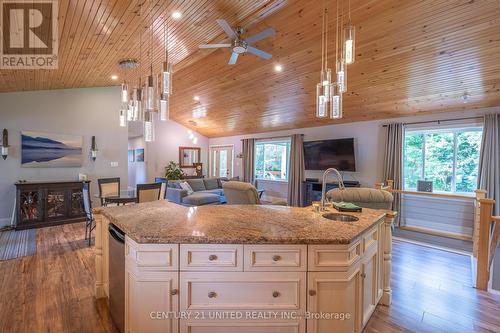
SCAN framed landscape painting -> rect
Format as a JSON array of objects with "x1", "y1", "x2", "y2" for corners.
[
  {"x1": 21, "y1": 131, "x2": 83, "y2": 168},
  {"x1": 135, "y1": 148, "x2": 144, "y2": 162}
]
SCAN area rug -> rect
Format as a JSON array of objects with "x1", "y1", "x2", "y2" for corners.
[{"x1": 0, "y1": 229, "x2": 37, "y2": 260}]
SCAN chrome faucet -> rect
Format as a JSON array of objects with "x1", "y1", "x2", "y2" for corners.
[{"x1": 321, "y1": 168, "x2": 346, "y2": 210}]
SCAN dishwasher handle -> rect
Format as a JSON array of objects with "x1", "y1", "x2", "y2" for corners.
[{"x1": 109, "y1": 224, "x2": 125, "y2": 243}]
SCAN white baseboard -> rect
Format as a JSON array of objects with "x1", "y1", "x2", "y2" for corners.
[{"x1": 0, "y1": 217, "x2": 12, "y2": 228}]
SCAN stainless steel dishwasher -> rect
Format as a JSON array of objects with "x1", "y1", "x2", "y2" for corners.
[{"x1": 108, "y1": 223, "x2": 125, "y2": 333}]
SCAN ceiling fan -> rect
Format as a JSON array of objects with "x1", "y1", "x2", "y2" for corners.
[{"x1": 199, "y1": 19, "x2": 275, "y2": 65}]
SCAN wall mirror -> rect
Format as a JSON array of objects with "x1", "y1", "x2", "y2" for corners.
[{"x1": 179, "y1": 147, "x2": 201, "y2": 168}]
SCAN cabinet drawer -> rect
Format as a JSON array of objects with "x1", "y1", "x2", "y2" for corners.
[
  {"x1": 244, "y1": 245, "x2": 307, "y2": 271},
  {"x1": 125, "y1": 238, "x2": 178, "y2": 271},
  {"x1": 308, "y1": 242, "x2": 361, "y2": 271},
  {"x1": 181, "y1": 321, "x2": 302, "y2": 333},
  {"x1": 180, "y1": 244, "x2": 243, "y2": 271},
  {"x1": 180, "y1": 272, "x2": 306, "y2": 310}
]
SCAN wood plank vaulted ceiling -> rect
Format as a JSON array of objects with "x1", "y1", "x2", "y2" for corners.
[{"x1": 1, "y1": 0, "x2": 499, "y2": 137}]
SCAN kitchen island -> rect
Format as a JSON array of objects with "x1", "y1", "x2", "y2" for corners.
[{"x1": 94, "y1": 201, "x2": 396, "y2": 333}]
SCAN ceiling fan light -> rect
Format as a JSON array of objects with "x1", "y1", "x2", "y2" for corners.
[{"x1": 344, "y1": 24, "x2": 356, "y2": 65}]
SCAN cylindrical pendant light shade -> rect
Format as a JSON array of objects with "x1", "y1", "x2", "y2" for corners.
[
  {"x1": 336, "y1": 60, "x2": 347, "y2": 93},
  {"x1": 119, "y1": 108, "x2": 127, "y2": 127},
  {"x1": 145, "y1": 75, "x2": 155, "y2": 111},
  {"x1": 135, "y1": 88, "x2": 143, "y2": 121},
  {"x1": 121, "y1": 83, "x2": 129, "y2": 103},
  {"x1": 144, "y1": 111, "x2": 155, "y2": 142},
  {"x1": 162, "y1": 62, "x2": 173, "y2": 96},
  {"x1": 316, "y1": 82, "x2": 333, "y2": 118},
  {"x1": 160, "y1": 94, "x2": 169, "y2": 121},
  {"x1": 344, "y1": 24, "x2": 355, "y2": 65},
  {"x1": 330, "y1": 85, "x2": 343, "y2": 119}
]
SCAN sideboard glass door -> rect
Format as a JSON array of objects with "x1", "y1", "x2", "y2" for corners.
[{"x1": 19, "y1": 190, "x2": 43, "y2": 223}]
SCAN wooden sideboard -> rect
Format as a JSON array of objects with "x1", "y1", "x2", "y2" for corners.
[{"x1": 15, "y1": 181, "x2": 89, "y2": 230}]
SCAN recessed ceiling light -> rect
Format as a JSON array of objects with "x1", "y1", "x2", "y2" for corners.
[
  {"x1": 111, "y1": 75, "x2": 118, "y2": 80},
  {"x1": 193, "y1": 96, "x2": 200, "y2": 101},
  {"x1": 274, "y1": 64, "x2": 283, "y2": 72},
  {"x1": 172, "y1": 11, "x2": 182, "y2": 19}
]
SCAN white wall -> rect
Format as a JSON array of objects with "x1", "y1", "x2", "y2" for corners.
[
  {"x1": 209, "y1": 107, "x2": 500, "y2": 202},
  {"x1": 128, "y1": 136, "x2": 147, "y2": 189},
  {"x1": 0, "y1": 87, "x2": 128, "y2": 227},
  {"x1": 144, "y1": 119, "x2": 209, "y2": 182}
]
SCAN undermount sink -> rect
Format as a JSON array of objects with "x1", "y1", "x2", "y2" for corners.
[{"x1": 322, "y1": 212, "x2": 359, "y2": 222}]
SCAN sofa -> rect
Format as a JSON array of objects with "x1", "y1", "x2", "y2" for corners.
[
  {"x1": 326, "y1": 187, "x2": 393, "y2": 210},
  {"x1": 166, "y1": 178, "x2": 227, "y2": 206}
]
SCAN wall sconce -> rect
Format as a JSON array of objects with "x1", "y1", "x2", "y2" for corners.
[
  {"x1": 90, "y1": 136, "x2": 98, "y2": 161},
  {"x1": 1, "y1": 129, "x2": 9, "y2": 160}
]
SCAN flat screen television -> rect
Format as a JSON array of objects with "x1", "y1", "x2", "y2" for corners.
[{"x1": 303, "y1": 138, "x2": 356, "y2": 171}]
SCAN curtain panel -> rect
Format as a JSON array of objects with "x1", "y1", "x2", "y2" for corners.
[
  {"x1": 287, "y1": 134, "x2": 305, "y2": 206},
  {"x1": 477, "y1": 113, "x2": 500, "y2": 268},
  {"x1": 242, "y1": 138, "x2": 255, "y2": 183},
  {"x1": 382, "y1": 123, "x2": 403, "y2": 225}
]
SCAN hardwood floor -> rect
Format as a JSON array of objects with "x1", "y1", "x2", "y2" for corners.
[{"x1": 0, "y1": 222, "x2": 499, "y2": 332}]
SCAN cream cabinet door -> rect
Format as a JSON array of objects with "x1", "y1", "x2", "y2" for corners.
[
  {"x1": 126, "y1": 271, "x2": 179, "y2": 333},
  {"x1": 361, "y1": 246, "x2": 378, "y2": 328},
  {"x1": 307, "y1": 271, "x2": 361, "y2": 333}
]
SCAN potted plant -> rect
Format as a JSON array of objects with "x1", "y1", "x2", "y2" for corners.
[{"x1": 165, "y1": 161, "x2": 184, "y2": 180}]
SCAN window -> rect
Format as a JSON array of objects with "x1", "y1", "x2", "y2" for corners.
[
  {"x1": 254, "y1": 139, "x2": 291, "y2": 181},
  {"x1": 403, "y1": 126, "x2": 483, "y2": 194}
]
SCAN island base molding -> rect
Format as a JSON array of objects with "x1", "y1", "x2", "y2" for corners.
[{"x1": 95, "y1": 213, "x2": 395, "y2": 333}]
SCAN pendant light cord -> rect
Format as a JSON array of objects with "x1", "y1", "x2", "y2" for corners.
[{"x1": 320, "y1": 0, "x2": 325, "y2": 73}]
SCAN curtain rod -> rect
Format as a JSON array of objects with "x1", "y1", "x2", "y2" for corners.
[
  {"x1": 382, "y1": 116, "x2": 484, "y2": 127},
  {"x1": 240, "y1": 134, "x2": 302, "y2": 141}
]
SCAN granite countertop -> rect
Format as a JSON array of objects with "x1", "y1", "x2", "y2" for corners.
[{"x1": 94, "y1": 201, "x2": 389, "y2": 245}]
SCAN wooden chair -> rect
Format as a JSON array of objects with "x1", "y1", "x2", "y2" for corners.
[
  {"x1": 97, "y1": 177, "x2": 120, "y2": 206},
  {"x1": 136, "y1": 183, "x2": 162, "y2": 203},
  {"x1": 82, "y1": 182, "x2": 95, "y2": 246}
]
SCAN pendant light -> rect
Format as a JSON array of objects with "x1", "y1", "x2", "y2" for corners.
[
  {"x1": 331, "y1": 0, "x2": 343, "y2": 119},
  {"x1": 316, "y1": 3, "x2": 333, "y2": 119},
  {"x1": 144, "y1": 1, "x2": 156, "y2": 142},
  {"x1": 121, "y1": 82, "x2": 128, "y2": 103},
  {"x1": 119, "y1": 108, "x2": 127, "y2": 127},
  {"x1": 344, "y1": 0, "x2": 355, "y2": 65},
  {"x1": 160, "y1": 15, "x2": 172, "y2": 121}
]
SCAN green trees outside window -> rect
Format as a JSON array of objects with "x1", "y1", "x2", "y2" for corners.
[
  {"x1": 254, "y1": 140, "x2": 291, "y2": 181},
  {"x1": 403, "y1": 127, "x2": 482, "y2": 193}
]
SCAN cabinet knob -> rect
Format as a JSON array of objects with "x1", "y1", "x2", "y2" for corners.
[
  {"x1": 208, "y1": 291, "x2": 217, "y2": 298},
  {"x1": 361, "y1": 273, "x2": 366, "y2": 278},
  {"x1": 272, "y1": 255, "x2": 281, "y2": 262},
  {"x1": 309, "y1": 290, "x2": 316, "y2": 296},
  {"x1": 170, "y1": 289, "x2": 178, "y2": 296},
  {"x1": 208, "y1": 254, "x2": 218, "y2": 261},
  {"x1": 272, "y1": 291, "x2": 280, "y2": 298}
]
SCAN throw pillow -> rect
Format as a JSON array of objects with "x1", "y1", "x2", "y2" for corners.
[{"x1": 179, "y1": 181, "x2": 194, "y2": 195}]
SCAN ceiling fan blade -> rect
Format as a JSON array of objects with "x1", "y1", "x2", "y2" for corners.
[
  {"x1": 199, "y1": 44, "x2": 231, "y2": 49},
  {"x1": 228, "y1": 52, "x2": 239, "y2": 65},
  {"x1": 245, "y1": 27, "x2": 276, "y2": 44},
  {"x1": 247, "y1": 46, "x2": 272, "y2": 60},
  {"x1": 216, "y1": 19, "x2": 237, "y2": 39}
]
